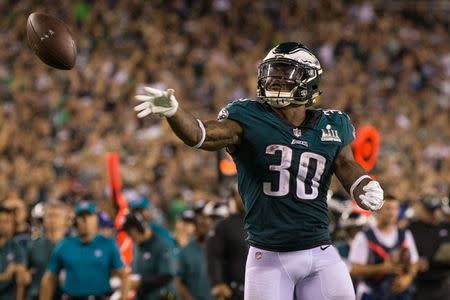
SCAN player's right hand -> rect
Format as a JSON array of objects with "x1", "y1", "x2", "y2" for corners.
[{"x1": 134, "y1": 86, "x2": 179, "y2": 118}]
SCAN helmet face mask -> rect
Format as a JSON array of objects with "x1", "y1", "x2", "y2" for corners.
[{"x1": 257, "y1": 42, "x2": 322, "y2": 108}]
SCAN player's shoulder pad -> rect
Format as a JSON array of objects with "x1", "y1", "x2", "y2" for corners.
[
  {"x1": 319, "y1": 109, "x2": 350, "y2": 121},
  {"x1": 320, "y1": 109, "x2": 356, "y2": 143},
  {"x1": 217, "y1": 98, "x2": 260, "y2": 120},
  {"x1": 319, "y1": 109, "x2": 353, "y2": 127}
]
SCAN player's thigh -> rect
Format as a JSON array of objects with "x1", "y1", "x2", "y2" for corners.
[
  {"x1": 295, "y1": 248, "x2": 355, "y2": 300},
  {"x1": 245, "y1": 246, "x2": 295, "y2": 300}
]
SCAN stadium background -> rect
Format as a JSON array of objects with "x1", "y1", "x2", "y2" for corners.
[{"x1": 0, "y1": 0, "x2": 449, "y2": 299}]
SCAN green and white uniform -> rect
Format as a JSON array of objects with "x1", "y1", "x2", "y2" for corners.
[
  {"x1": 220, "y1": 99, "x2": 356, "y2": 300},
  {"x1": 221, "y1": 99, "x2": 355, "y2": 252}
]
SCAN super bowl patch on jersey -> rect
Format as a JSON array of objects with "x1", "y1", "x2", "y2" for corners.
[
  {"x1": 321, "y1": 124, "x2": 341, "y2": 142},
  {"x1": 217, "y1": 107, "x2": 229, "y2": 120}
]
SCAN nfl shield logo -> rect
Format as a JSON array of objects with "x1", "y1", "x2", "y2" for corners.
[{"x1": 293, "y1": 128, "x2": 302, "y2": 137}]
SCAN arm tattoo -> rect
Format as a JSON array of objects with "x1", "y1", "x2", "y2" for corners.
[
  {"x1": 201, "y1": 120, "x2": 241, "y2": 151},
  {"x1": 166, "y1": 107, "x2": 203, "y2": 147},
  {"x1": 166, "y1": 107, "x2": 242, "y2": 151}
]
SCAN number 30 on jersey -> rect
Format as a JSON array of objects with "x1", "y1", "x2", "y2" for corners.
[{"x1": 263, "y1": 144, "x2": 326, "y2": 200}]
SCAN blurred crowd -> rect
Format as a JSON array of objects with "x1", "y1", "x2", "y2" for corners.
[
  {"x1": 0, "y1": 0, "x2": 450, "y2": 299},
  {"x1": 0, "y1": 0, "x2": 449, "y2": 211}
]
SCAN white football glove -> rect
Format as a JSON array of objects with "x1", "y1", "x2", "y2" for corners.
[
  {"x1": 359, "y1": 180, "x2": 384, "y2": 211},
  {"x1": 134, "y1": 86, "x2": 179, "y2": 118}
]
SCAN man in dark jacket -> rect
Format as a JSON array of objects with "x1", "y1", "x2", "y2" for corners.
[
  {"x1": 206, "y1": 185, "x2": 248, "y2": 300},
  {"x1": 409, "y1": 195, "x2": 450, "y2": 300}
]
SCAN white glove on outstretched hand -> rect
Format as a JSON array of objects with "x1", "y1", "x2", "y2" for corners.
[
  {"x1": 359, "y1": 180, "x2": 384, "y2": 211},
  {"x1": 134, "y1": 86, "x2": 179, "y2": 118}
]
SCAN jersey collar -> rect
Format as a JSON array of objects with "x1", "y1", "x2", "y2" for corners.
[{"x1": 264, "y1": 103, "x2": 322, "y2": 129}]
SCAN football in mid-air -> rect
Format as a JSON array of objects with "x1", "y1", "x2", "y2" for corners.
[{"x1": 27, "y1": 12, "x2": 77, "y2": 70}]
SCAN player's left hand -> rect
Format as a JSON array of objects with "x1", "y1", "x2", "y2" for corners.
[{"x1": 359, "y1": 180, "x2": 384, "y2": 211}]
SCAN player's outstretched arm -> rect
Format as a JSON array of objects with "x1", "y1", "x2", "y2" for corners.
[
  {"x1": 134, "y1": 87, "x2": 242, "y2": 151},
  {"x1": 333, "y1": 145, "x2": 384, "y2": 211},
  {"x1": 166, "y1": 106, "x2": 242, "y2": 151}
]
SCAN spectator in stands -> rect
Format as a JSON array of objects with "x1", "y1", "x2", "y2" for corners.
[
  {"x1": 123, "y1": 212, "x2": 177, "y2": 300},
  {"x1": 0, "y1": 206, "x2": 26, "y2": 300},
  {"x1": 174, "y1": 209, "x2": 212, "y2": 300},
  {"x1": 97, "y1": 211, "x2": 115, "y2": 238},
  {"x1": 3, "y1": 196, "x2": 31, "y2": 251},
  {"x1": 196, "y1": 200, "x2": 229, "y2": 250},
  {"x1": 206, "y1": 184, "x2": 248, "y2": 300},
  {"x1": 349, "y1": 195, "x2": 419, "y2": 300},
  {"x1": 409, "y1": 195, "x2": 450, "y2": 300},
  {"x1": 173, "y1": 210, "x2": 194, "y2": 299},
  {"x1": 128, "y1": 196, "x2": 176, "y2": 249},
  {"x1": 25, "y1": 201, "x2": 68, "y2": 300},
  {"x1": 336, "y1": 208, "x2": 372, "y2": 265},
  {"x1": 40, "y1": 201, "x2": 129, "y2": 300},
  {"x1": 335, "y1": 207, "x2": 373, "y2": 292}
]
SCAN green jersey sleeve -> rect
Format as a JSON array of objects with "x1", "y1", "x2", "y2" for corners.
[
  {"x1": 217, "y1": 99, "x2": 258, "y2": 124},
  {"x1": 322, "y1": 109, "x2": 355, "y2": 149},
  {"x1": 339, "y1": 112, "x2": 356, "y2": 148}
]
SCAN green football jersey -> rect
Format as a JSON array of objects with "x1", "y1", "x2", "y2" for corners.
[
  {"x1": 219, "y1": 99, "x2": 355, "y2": 251},
  {"x1": 132, "y1": 234, "x2": 177, "y2": 300},
  {"x1": 0, "y1": 239, "x2": 26, "y2": 299},
  {"x1": 26, "y1": 237, "x2": 56, "y2": 299}
]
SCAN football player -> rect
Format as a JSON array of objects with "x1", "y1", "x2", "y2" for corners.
[{"x1": 134, "y1": 42, "x2": 384, "y2": 300}]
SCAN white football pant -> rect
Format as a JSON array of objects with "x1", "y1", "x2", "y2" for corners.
[{"x1": 245, "y1": 245, "x2": 355, "y2": 300}]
